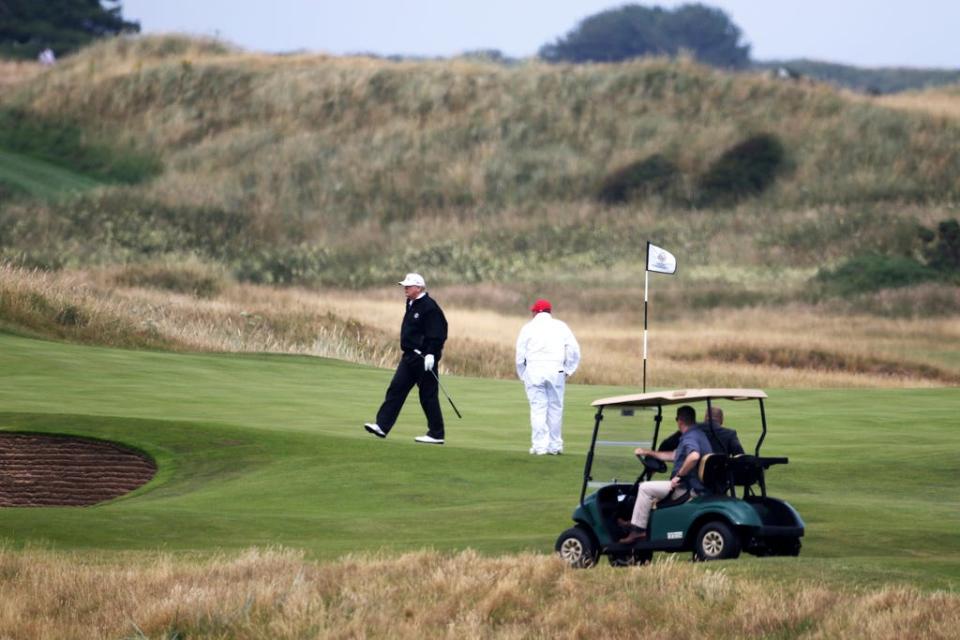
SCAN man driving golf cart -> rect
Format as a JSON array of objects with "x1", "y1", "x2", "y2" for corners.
[
  {"x1": 555, "y1": 389, "x2": 804, "y2": 567},
  {"x1": 618, "y1": 404, "x2": 710, "y2": 544}
]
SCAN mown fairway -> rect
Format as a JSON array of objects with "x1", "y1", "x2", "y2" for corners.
[{"x1": 0, "y1": 331, "x2": 957, "y2": 590}]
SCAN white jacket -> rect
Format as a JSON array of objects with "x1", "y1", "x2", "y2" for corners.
[{"x1": 515, "y1": 312, "x2": 581, "y2": 381}]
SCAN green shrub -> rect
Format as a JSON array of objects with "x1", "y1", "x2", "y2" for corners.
[
  {"x1": 596, "y1": 154, "x2": 681, "y2": 204},
  {"x1": 814, "y1": 253, "x2": 938, "y2": 296},
  {"x1": 696, "y1": 133, "x2": 786, "y2": 206},
  {"x1": 231, "y1": 245, "x2": 335, "y2": 286}
]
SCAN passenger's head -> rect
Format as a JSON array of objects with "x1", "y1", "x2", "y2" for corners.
[
  {"x1": 676, "y1": 405, "x2": 697, "y2": 431},
  {"x1": 707, "y1": 406, "x2": 724, "y2": 425}
]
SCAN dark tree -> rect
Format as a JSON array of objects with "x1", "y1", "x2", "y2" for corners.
[
  {"x1": 539, "y1": 3, "x2": 750, "y2": 69},
  {"x1": 0, "y1": 0, "x2": 139, "y2": 60}
]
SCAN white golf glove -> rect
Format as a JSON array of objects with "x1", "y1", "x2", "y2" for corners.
[{"x1": 424, "y1": 354, "x2": 435, "y2": 372}]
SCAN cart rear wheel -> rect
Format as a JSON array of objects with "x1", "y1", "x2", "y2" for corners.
[
  {"x1": 555, "y1": 526, "x2": 598, "y2": 568},
  {"x1": 694, "y1": 521, "x2": 741, "y2": 561},
  {"x1": 609, "y1": 550, "x2": 653, "y2": 567},
  {"x1": 772, "y1": 537, "x2": 801, "y2": 557}
]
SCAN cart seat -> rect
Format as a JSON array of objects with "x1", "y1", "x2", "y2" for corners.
[
  {"x1": 729, "y1": 455, "x2": 763, "y2": 488},
  {"x1": 697, "y1": 453, "x2": 730, "y2": 495}
]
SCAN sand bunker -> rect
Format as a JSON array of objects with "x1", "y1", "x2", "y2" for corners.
[{"x1": 0, "y1": 433, "x2": 156, "y2": 507}]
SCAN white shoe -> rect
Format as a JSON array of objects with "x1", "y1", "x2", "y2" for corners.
[
  {"x1": 548, "y1": 450, "x2": 563, "y2": 456},
  {"x1": 415, "y1": 434, "x2": 444, "y2": 445},
  {"x1": 364, "y1": 423, "x2": 386, "y2": 438},
  {"x1": 529, "y1": 448, "x2": 547, "y2": 455}
]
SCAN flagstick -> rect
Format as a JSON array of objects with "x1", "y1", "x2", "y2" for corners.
[
  {"x1": 643, "y1": 253, "x2": 649, "y2": 393},
  {"x1": 642, "y1": 241, "x2": 677, "y2": 393}
]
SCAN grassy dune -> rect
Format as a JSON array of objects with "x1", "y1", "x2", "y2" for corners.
[{"x1": 0, "y1": 36, "x2": 958, "y2": 305}]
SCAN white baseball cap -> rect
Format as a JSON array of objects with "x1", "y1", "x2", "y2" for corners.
[{"x1": 398, "y1": 273, "x2": 426, "y2": 287}]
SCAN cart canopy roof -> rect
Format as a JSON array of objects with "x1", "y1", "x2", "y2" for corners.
[{"x1": 591, "y1": 388, "x2": 767, "y2": 408}]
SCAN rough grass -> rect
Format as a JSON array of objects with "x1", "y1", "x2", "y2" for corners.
[
  {"x1": 0, "y1": 265, "x2": 174, "y2": 349},
  {"x1": 1, "y1": 265, "x2": 957, "y2": 387},
  {"x1": 0, "y1": 548, "x2": 956, "y2": 639}
]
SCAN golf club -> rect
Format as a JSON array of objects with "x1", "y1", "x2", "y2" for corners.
[{"x1": 414, "y1": 350, "x2": 462, "y2": 419}]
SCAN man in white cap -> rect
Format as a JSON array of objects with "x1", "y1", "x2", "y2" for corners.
[
  {"x1": 364, "y1": 273, "x2": 449, "y2": 444},
  {"x1": 515, "y1": 299, "x2": 580, "y2": 455}
]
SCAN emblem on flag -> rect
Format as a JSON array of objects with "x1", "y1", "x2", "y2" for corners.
[{"x1": 646, "y1": 242, "x2": 677, "y2": 275}]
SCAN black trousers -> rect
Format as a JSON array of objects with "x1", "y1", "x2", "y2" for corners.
[{"x1": 375, "y1": 352, "x2": 444, "y2": 438}]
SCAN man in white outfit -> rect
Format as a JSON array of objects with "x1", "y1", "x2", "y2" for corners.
[{"x1": 515, "y1": 299, "x2": 581, "y2": 455}]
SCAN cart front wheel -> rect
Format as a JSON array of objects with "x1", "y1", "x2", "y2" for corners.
[{"x1": 555, "y1": 526, "x2": 598, "y2": 568}]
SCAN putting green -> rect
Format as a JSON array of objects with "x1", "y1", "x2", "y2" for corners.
[{"x1": 0, "y1": 332, "x2": 957, "y2": 590}]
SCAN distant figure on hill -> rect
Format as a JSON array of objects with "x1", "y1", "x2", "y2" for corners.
[
  {"x1": 364, "y1": 273, "x2": 448, "y2": 445},
  {"x1": 38, "y1": 48, "x2": 56, "y2": 66},
  {"x1": 515, "y1": 299, "x2": 581, "y2": 455}
]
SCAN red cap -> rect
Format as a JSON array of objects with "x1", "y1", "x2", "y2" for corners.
[{"x1": 530, "y1": 299, "x2": 552, "y2": 313}]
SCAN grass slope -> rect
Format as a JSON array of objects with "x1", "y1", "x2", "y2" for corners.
[
  {"x1": 0, "y1": 332, "x2": 957, "y2": 590},
  {"x1": 0, "y1": 149, "x2": 100, "y2": 197},
  {"x1": 3, "y1": 36, "x2": 960, "y2": 297}
]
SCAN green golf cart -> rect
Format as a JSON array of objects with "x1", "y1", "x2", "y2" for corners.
[{"x1": 555, "y1": 388, "x2": 804, "y2": 566}]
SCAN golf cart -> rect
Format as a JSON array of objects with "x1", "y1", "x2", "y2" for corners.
[{"x1": 555, "y1": 389, "x2": 804, "y2": 566}]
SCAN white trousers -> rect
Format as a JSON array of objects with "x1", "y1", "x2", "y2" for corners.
[
  {"x1": 630, "y1": 480, "x2": 678, "y2": 529},
  {"x1": 524, "y1": 370, "x2": 565, "y2": 453}
]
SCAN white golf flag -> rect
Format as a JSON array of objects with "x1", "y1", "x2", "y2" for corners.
[{"x1": 646, "y1": 242, "x2": 677, "y2": 275}]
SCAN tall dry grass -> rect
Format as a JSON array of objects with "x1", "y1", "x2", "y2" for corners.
[
  {"x1": 870, "y1": 88, "x2": 960, "y2": 120},
  {"x1": 0, "y1": 264, "x2": 398, "y2": 365},
  {"x1": 0, "y1": 546, "x2": 956, "y2": 639},
  {"x1": 0, "y1": 59, "x2": 42, "y2": 91},
  {"x1": 2, "y1": 264, "x2": 957, "y2": 388}
]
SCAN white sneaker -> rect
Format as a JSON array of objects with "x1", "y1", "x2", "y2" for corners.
[
  {"x1": 529, "y1": 448, "x2": 547, "y2": 455},
  {"x1": 548, "y1": 450, "x2": 563, "y2": 456},
  {"x1": 414, "y1": 434, "x2": 444, "y2": 445},
  {"x1": 364, "y1": 423, "x2": 386, "y2": 438}
]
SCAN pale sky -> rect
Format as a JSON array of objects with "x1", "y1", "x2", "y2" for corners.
[{"x1": 121, "y1": 0, "x2": 960, "y2": 69}]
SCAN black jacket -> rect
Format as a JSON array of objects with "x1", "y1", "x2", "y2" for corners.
[
  {"x1": 658, "y1": 424, "x2": 745, "y2": 456},
  {"x1": 400, "y1": 293, "x2": 448, "y2": 358}
]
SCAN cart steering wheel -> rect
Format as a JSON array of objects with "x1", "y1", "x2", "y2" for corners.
[{"x1": 639, "y1": 454, "x2": 667, "y2": 474}]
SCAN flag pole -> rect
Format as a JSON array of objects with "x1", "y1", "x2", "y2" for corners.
[{"x1": 643, "y1": 241, "x2": 650, "y2": 392}]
